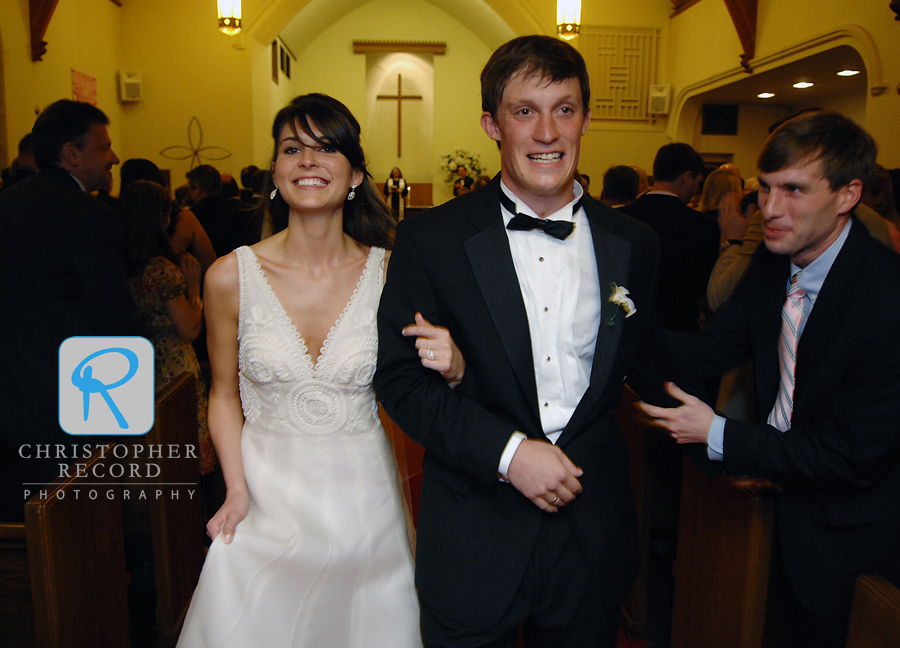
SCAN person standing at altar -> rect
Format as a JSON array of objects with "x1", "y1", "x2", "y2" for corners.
[
  {"x1": 376, "y1": 35, "x2": 671, "y2": 647},
  {"x1": 641, "y1": 111, "x2": 900, "y2": 647},
  {"x1": 384, "y1": 166, "x2": 409, "y2": 219},
  {"x1": 452, "y1": 165, "x2": 474, "y2": 196}
]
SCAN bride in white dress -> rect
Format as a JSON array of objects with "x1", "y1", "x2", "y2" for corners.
[{"x1": 177, "y1": 94, "x2": 463, "y2": 648}]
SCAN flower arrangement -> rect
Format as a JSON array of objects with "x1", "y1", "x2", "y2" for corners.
[{"x1": 440, "y1": 148, "x2": 484, "y2": 183}]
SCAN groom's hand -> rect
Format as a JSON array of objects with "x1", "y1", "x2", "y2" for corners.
[{"x1": 507, "y1": 439, "x2": 583, "y2": 512}]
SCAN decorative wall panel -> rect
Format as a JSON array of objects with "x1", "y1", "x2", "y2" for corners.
[{"x1": 581, "y1": 27, "x2": 659, "y2": 122}]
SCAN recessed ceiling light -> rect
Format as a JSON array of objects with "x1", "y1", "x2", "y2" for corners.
[
  {"x1": 757, "y1": 92, "x2": 775, "y2": 99},
  {"x1": 837, "y1": 69, "x2": 860, "y2": 77},
  {"x1": 793, "y1": 81, "x2": 814, "y2": 89}
]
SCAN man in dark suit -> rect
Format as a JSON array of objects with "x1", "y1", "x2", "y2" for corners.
[
  {"x1": 620, "y1": 143, "x2": 720, "y2": 332},
  {"x1": 453, "y1": 166, "x2": 475, "y2": 196},
  {"x1": 0, "y1": 133, "x2": 39, "y2": 191},
  {"x1": 376, "y1": 36, "x2": 670, "y2": 647},
  {"x1": 0, "y1": 100, "x2": 138, "y2": 521},
  {"x1": 187, "y1": 164, "x2": 256, "y2": 256},
  {"x1": 642, "y1": 111, "x2": 900, "y2": 647}
]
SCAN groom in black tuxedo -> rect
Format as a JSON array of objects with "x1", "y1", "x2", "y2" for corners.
[{"x1": 376, "y1": 35, "x2": 670, "y2": 647}]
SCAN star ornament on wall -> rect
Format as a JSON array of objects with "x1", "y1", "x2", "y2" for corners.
[{"x1": 160, "y1": 117, "x2": 232, "y2": 169}]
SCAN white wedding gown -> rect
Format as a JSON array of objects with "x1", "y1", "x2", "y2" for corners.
[{"x1": 177, "y1": 245, "x2": 421, "y2": 648}]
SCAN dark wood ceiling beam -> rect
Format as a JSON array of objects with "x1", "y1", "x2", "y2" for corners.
[
  {"x1": 30, "y1": 0, "x2": 60, "y2": 61},
  {"x1": 723, "y1": 0, "x2": 758, "y2": 72}
]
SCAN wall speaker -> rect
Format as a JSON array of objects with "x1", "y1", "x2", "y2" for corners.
[
  {"x1": 648, "y1": 84, "x2": 671, "y2": 115},
  {"x1": 118, "y1": 71, "x2": 142, "y2": 103}
]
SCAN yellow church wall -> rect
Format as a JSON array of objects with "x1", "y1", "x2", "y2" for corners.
[
  {"x1": 4, "y1": 0, "x2": 897, "y2": 193},
  {"x1": 0, "y1": 0, "x2": 125, "y2": 174},
  {"x1": 117, "y1": 0, "x2": 255, "y2": 191},
  {"x1": 289, "y1": 0, "x2": 502, "y2": 205},
  {"x1": 250, "y1": 38, "x2": 304, "y2": 174},
  {"x1": 667, "y1": 0, "x2": 900, "y2": 168},
  {"x1": 574, "y1": 0, "x2": 674, "y2": 193},
  {"x1": 0, "y1": 0, "x2": 258, "y2": 192}
]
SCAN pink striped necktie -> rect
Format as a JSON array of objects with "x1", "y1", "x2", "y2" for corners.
[{"x1": 768, "y1": 274, "x2": 806, "y2": 432}]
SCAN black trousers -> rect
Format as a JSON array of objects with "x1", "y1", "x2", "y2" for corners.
[{"x1": 420, "y1": 510, "x2": 623, "y2": 648}]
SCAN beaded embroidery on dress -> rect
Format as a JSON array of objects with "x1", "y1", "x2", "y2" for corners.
[{"x1": 177, "y1": 245, "x2": 421, "y2": 648}]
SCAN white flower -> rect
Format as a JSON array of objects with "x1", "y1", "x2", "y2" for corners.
[{"x1": 609, "y1": 284, "x2": 636, "y2": 318}]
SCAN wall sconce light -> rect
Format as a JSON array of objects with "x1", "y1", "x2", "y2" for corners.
[
  {"x1": 217, "y1": 0, "x2": 242, "y2": 35},
  {"x1": 557, "y1": 0, "x2": 581, "y2": 40}
]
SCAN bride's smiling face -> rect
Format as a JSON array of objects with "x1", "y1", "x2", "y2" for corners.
[{"x1": 272, "y1": 120, "x2": 363, "y2": 216}]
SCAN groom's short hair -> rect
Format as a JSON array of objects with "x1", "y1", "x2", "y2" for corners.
[{"x1": 480, "y1": 35, "x2": 590, "y2": 119}]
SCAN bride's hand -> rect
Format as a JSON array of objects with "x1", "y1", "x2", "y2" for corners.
[
  {"x1": 207, "y1": 489, "x2": 250, "y2": 544},
  {"x1": 402, "y1": 312, "x2": 465, "y2": 387}
]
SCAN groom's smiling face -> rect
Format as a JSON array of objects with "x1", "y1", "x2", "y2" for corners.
[{"x1": 481, "y1": 72, "x2": 590, "y2": 217}]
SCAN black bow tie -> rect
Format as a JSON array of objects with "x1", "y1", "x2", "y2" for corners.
[{"x1": 499, "y1": 191, "x2": 579, "y2": 240}]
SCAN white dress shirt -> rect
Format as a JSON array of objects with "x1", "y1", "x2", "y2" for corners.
[{"x1": 497, "y1": 180, "x2": 601, "y2": 477}]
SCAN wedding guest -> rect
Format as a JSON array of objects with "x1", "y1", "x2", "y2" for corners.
[
  {"x1": 122, "y1": 180, "x2": 214, "y2": 481},
  {"x1": 121, "y1": 158, "x2": 216, "y2": 273},
  {"x1": 0, "y1": 99, "x2": 137, "y2": 520}
]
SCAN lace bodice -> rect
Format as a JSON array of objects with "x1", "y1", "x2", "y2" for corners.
[{"x1": 235, "y1": 246, "x2": 385, "y2": 438}]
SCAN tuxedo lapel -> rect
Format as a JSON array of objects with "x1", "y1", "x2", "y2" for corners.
[
  {"x1": 464, "y1": 184, "x2": 540, "y2": 420},
  {"x1": 588, "y1": 208, "x2": 632, "y2": 388},
  {"x1": 560, "y1": 204, "x2": 632, "y2": 440}
]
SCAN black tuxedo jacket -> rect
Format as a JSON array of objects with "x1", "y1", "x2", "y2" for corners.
[
  {"x1": 620, "y1": 193, "x2": 719, "y2": 331},
  {"x1": 675, "y1": 218, "x2": 900, "y2": 619},
  {"x1": 375, "y1": 175, "x2": 670, "y2": 628},
  {"x1": 0, "y1": 167, "x2": 139, "y2": 513}
]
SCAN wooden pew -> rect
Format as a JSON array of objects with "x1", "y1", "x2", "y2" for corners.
[
  {"x1": 0, "y1": 519, "x2": 35, "y2": 646},
  {"x1": 144, "y1": 372, "x2": 205, "y2": 647},
  {"x1": 379, "y1": 406, "x2": 425, "y2": 527},
  {"x1": 617, "y1": 387, "x2": 651, "y2": 638},
  {"x1": 845, "y1": 575, "x2": 900, "y2": 648},
  {"x1": 671, "y1": 458, "x2": 776, "y2": 648},
  {"x1": 0, "y1": 444, "x2": 130, "y2": 648}
]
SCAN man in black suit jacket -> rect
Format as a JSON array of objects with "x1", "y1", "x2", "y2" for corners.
[
  {"x1": 620, "y1": 143, "x2": 720, "y2": 332},
  {"x1": 0, "y1": 100, "x2": 138, "y2": 521},
  {"x1": 642, "y1": 111, "x2": 900, "y2": 647},
  {"x1": 0, "y1": 134, "x2": 39, "y2": 191},
  {"x1": 187, "y1": 164, "x2": 256, "y2": 256},
  {"x1": 376, "y1": 36, "x2": 670, "y2": 647}
]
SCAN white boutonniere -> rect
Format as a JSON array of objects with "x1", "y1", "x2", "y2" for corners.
[{"x1": 606, "y1": 283, "x2": 636, "y2": 325}]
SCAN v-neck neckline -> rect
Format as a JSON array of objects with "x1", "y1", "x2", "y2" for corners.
[{"x1": 245, "y1": 245, "x2": 375, "y2": 375}]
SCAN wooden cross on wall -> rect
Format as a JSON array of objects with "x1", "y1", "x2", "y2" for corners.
[{"x1": 376, "y1": 74, "x2": 423, "y2": 157}]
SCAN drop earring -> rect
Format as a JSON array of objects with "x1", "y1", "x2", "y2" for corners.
[
  {"x1": 270, "y1": 186, "x2": 278, "y2": 200},
  {"x1": 347, "y1": 185, "x2": 357, "y2": 201}
]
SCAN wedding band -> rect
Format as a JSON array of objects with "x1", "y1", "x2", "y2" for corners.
[
  {"x1": 551, "y1": 495, "x2": 559, "y2": 504},
  {"x1": 426, "y1": 348, "x2": 435, "y2": 360}
]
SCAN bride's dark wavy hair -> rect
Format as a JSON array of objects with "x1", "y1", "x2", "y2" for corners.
[{"x1": 260, "y1": 93, "x2": 396, "y2": 248}]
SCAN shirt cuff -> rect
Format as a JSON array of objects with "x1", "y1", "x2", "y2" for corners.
[
  {"x1": 498, "y1": 431, "x2": 527, "y2": 481},
  {"x1": 707, "y1": 416, "x2": 725, "y2": 461}
]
